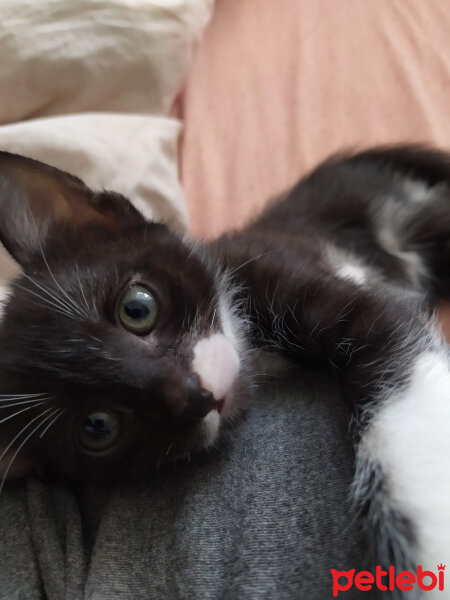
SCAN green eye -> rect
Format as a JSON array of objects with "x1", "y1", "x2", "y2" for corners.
[{"x1": 118, "y1": 284, "x2": 159, "y2": 335}]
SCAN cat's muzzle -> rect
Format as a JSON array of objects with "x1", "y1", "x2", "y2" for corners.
[{"x1": 74, "y1": 372, "x2": 224, "y2": 456}]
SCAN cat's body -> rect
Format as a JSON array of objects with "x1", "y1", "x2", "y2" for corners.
[{"x1": 0, "y1": 147, "x2": 449, "y2": 592}]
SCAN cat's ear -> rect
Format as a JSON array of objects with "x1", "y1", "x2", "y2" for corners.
[{"x1": 0, "y1": 152, "x2": 146, "y2": 266}]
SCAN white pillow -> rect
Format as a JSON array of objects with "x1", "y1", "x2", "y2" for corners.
[
  {"x1": 0, "y1": 0, "x2": 214, "y2": 292},
  {"x1": 0, "y1": 0, "x2": 214, "y2": 124},
  {"x1": 0, "y1": 0, "x2": 214, "y2": 237},
  {"x1": 0, "y1": 113, "x2": 188, "y2": 231}
]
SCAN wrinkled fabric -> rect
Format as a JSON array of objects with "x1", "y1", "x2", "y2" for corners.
[
  {"x1": 0, "y1": 0, "x2": 214, "y2": 124},
  {"x1": 0, "y1": 0, "x2": 215, "y2": 239}
]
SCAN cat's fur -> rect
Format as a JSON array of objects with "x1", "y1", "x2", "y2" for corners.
[{"x1": 0, "y1": 147, "x2": 449, "y2": 593}]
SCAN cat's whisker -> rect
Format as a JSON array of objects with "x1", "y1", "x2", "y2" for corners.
[
  {"x1": 0, "y1": 393, "x2": 48, "y2": 400},
  {"x1": 0, "y1": 406, "x2": 54, "y2": 467},
  {"x1": 226, "y1": 252, "x2": 274, "y2": 279},
  {"x1": 75, "y1": 264, "x2": 92, "y2": 316},
  {"x1": 31, "y1": 299, "x2": 76, "y2": 321},
  {"x1": 0, "y1": 397, "x2": 51, "y2": 408},
  {"x1": 0, "y1": 401, "x2": 46, "y2": 424},
  {"x1": 25, "y1": 272, "x2": 91, "y2": 321},
  {"x1": 36, "y1": 238, "x2": 90, "y2": 319},
  {"x1": 22, "y1": 273, "x2": 78, "y2": 317},
  {"x1": 0, "y1": 407, "x2": 59, "y2": 495},
  {"x1": 39, "y1": 408, "x2": 65, "y2": 439},
  {"x1": 12, "y1": 283, "x2": 77, "y2": 320},
  {"x1": 58, "y1": 286, "x2": 91, "y2": 320}
]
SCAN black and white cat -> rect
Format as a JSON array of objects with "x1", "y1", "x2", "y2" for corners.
[{"x1": 0, "y1": 147, "x2": 449, "y2": 588}]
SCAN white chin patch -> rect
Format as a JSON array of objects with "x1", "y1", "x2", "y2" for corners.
[
  {"x1": 201, "y1": 410, "x2": 221, "y2": 447},
  {"x1": 192, "y1": 333, "x2": 240, "y2": 409}
]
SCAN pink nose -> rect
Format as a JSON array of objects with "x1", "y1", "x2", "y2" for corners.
[{"x1": 192, "y1": 333, "x2": 240, "y2": 401}]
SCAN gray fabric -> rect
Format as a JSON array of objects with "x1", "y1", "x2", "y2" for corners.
[{"x1": 0, "y1": 368, "x2": 365, "y2": 600}]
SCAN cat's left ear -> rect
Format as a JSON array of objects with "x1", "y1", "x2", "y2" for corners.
[{"x1": 0, "y1": 152, "x2": 146, "y2": 266}]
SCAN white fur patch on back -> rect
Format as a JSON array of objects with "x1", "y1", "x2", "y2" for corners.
[
  {"x1": 336, "y1": 262, "x2": 367, "y2": 285},
  {"x1": 326, "y1": 246, "x2": 370, "y2": 286},
  {"x1": 377, "y1": 223, "x2": 426, "y2": 288},
  {"x1": 374, "y1": 198, "x2": 428, "y2": 288},
  {"x1": 402, "y1": 178, "x2": 436, "y2": 204},
  {"x1": 360, "y1": 350, "x2": 450, "y2": 576}
]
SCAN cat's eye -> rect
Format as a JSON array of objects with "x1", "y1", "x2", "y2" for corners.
[
  {"x1": 78, "y1": 410, "x2": 121, "y2": 452},
  {"x1": 117, "y1": 283, "x2": 159, "y2": 335}
]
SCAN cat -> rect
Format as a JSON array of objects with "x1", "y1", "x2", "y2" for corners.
[{"x1": 0, "y1": 146, "x2": 450, "y2": 583}]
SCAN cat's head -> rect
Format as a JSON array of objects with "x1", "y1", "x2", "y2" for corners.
[{"x1": 0, "y1": 152, "x2": 251, "y2": 484}]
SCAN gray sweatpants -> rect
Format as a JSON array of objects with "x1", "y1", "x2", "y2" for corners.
[{"x1": 0, "y1": 367, "x2": 365, "y2": 599}]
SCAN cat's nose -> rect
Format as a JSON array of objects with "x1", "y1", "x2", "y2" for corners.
[
  {"x1": 180, "y1": 373, "x2": 214, "y2": 422},
  {"x1": 151, "y1": 372, "x2": 216, "y2": 423}
]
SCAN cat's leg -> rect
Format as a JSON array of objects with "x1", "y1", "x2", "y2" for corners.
[
  {"x1": 353, "y1": 345, "x2": 450, "y2": 585},
  {"x1": 229, "y1": 252, "x2": 450, "y2": 586},
  {"x1": 298, "y1": 285, "x2": 449, "y2": 586}
]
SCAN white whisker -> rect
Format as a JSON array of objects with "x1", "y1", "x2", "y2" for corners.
[
  {"x1": 23, "y1": 273, "x2": 91, "y2": 321},
  {"x1": 36, "y1": 240, "x2": 89, "y2": 318},
  {"x1": 75, "y1": 264, "x2": 92, "y2": 315},
  {"x1": 0, "y1": 407, "x2": 59, "y2": 495},
  {"x1": 227, "y1": 252, "x2": 274, "y2": 278},
  {"x1": 0, "y1": 407, "x2": 54, "y2": 467},
  {"x1": 88, "y1": 334, "x2": 102, "y2": 344},
  {"x1": 0, "y1": 393, "x2": 47, "y2": 400},
  {"x1": 39, "y1": 409, "x2": 65, "y2": 439},
  {"x1": 24, "y1": 219, "x2": 89, "y2": 319},
  {"x1": 13, "y1": 283, "x2": 77, "y2": 320},
  {"x1": 0, "y1": 401, "x2": 45, "y2": 424},
  {"x1": 0, "y1": 397, "x2": 50, "y2": 408},
  {"x1": 22, "y1": 273, "x2": 78, "y2": 317}
]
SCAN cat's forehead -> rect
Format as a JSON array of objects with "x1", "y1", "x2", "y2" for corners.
[
  {"x1": 29, "y1": 224, "x2": 217, "y2": 302},
  {"x1": 49, "y1": 222, "x2": 211, "y2": 272}
]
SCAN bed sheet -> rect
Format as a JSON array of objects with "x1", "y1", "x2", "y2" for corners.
[{"x1": 180, "y1": 0, "x2": 450, "y2": 238}]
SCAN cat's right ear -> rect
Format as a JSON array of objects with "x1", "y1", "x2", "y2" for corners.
[{"x1": 0, "y1": 152, "x2": 146, "y2": 267}]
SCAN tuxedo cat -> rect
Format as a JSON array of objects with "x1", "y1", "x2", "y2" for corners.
[{"x1": 0, "y1": 147, "x2": 449, "y2": 584}]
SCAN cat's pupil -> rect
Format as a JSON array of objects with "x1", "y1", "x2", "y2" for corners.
[
  {"x1": 78, "y1": 411, "x2": 121, "y2": 452},
  {"x1": 117, "y1": 284, "x2": 159, "y2": 334},
  {"x1": 124, "y1": 300, "x2": 150, "y2": 321},
  {"x1": 84, "y1": 413, "x2": 113, "y2": 438}
]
